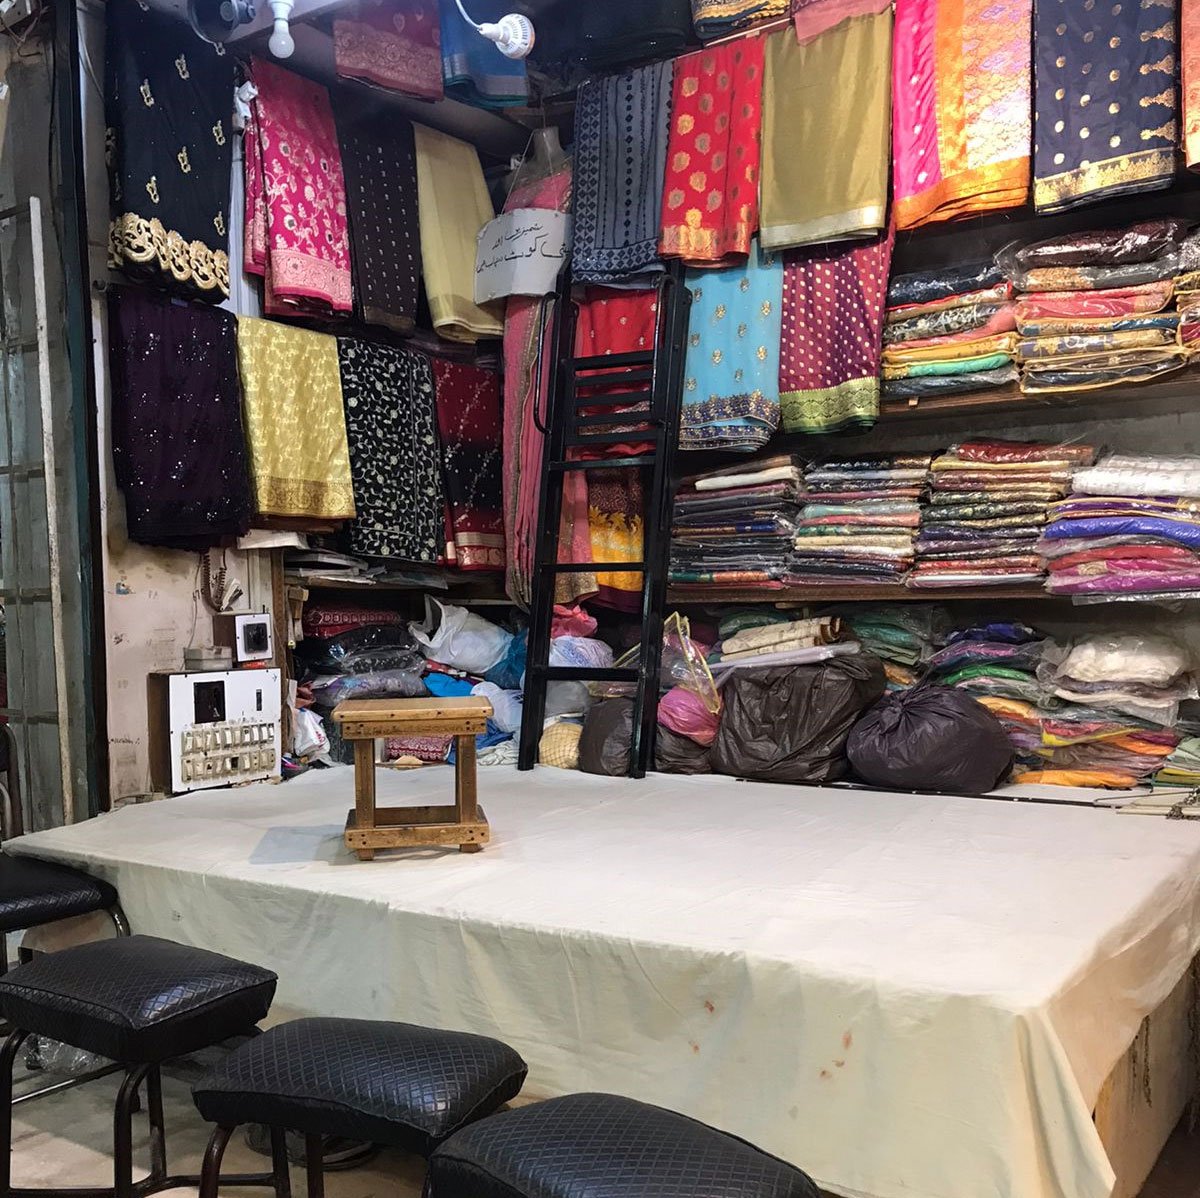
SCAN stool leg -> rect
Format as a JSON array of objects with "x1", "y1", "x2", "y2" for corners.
[
  {"x1": 146, "y1": 1065, "x2": 167, "y2": 1180},
  {"x1": 304, "y1": 1133, "x2": 325, "y2": 1198},
  {"x1": 270, "y1": 1126, "x2": 293, "y2": 1198},
  {"x1": 0, "y1": 1029, "x2": 29, "y2": 1193},
  {"x1": 198, "y1": 1124, "x2": 235, "y2": 1198},
  {"x1": 113, "y1": 1064, "x2": 150, "y2": 1198}
]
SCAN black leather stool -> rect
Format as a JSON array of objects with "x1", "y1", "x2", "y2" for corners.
[
  {"x1": 0, "y1": 855, "x2": 132, "y2": 1106},
  {"x1": 427, "y1": 1093, "x2": 821, "y2": 1198},
  {"x1": 0, "y1": 854, "x2": 129, "y2": 974},
  {"x1": 0, "y1": 934, "x2": 279, "y2": 1198},
  {"x1": 192, "y1": 1017, "x2": 528, "y2": 1197}
]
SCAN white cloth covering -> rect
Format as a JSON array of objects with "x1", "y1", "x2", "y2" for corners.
[{"x1": 10, "y1": 767, "x2": 1200, "y2": 1198}]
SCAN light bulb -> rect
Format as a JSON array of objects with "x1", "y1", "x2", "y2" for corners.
[
  {"x1": 268, "y1": 21, "x2": 294, "y2": 55},
  {"x1": 479, "y1": 13, "x2": 534, "y2": 58}
]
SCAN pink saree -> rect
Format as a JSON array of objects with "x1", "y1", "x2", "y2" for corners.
[
  {"x1": 244, "y1": 59, "x2": 353, "y2": 315},
  {"x1": 502, "y1": 166, "x2": 593, "y2": 609}
]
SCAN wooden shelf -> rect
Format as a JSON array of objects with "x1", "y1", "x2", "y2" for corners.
[
  {"x1": 878, "y1": 370, "x2": 1200, "y2": 423},
  {"x1": 669, "y1": 585, "x2": 1056, "y2": 605}
]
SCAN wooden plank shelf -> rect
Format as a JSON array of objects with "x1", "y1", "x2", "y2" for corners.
[
  {"x1": 669, "y1": 585, "x2": 1055, "y2": 605},
  {"x1": 878, "y1": 371, "x2": 1200, "y2": 423}
]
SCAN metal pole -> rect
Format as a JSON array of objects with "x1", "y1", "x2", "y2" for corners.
[{"x1": 28, "y1": 198, "x2": 75, "y2": 825}]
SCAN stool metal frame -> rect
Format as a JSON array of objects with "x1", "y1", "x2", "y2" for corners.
[{"x1": 0, "y1": 1028, "x2": 286, "y2": 1198}]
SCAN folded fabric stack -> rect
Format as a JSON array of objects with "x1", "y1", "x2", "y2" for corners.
[
  {"x1": 1176, "y1": 230, "x2": 1200, "y2": 359},
  {"x1": 910, "y1": 439, "x2": 1094, "y2": 590},
  {"x1": 1039, "y1": 454, "x2": 1200, "y2": 599},
  {"x1": 1154, "y1": 737, "x2": 1200, "y2": 788},
  {"x1": 785, "y1": 456, "x2": 930, "y2": 589},
  {"x1": 1014, "y1": 634, "x2": 1191, "y2": 789},
  {"x1": 707, "y1": 615, "x2": 852, "y2": 674},
  {"x1": 880, "y1": 261, "x2": 1019, "y2": 403},
  {"x1": 926, "y1": 621, "x2": 1046, "y2": 713},
  {"x1": 829, "y1": 604, "x2": 943, "y2": 690},
  {"x1": 998, "y1": 219, "x2": 1191, "y2": 394},
  {"x1": 670, "y1": 455, "x2": 803, "y2": 592}
]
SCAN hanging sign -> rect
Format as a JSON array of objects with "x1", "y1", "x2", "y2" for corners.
[{"x1": 474, "y1": 208, "x2": 571, "y2": 304}]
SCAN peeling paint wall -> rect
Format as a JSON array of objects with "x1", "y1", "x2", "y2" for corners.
[{"x1": 78, "y1": 1, "x2": 274, "y2": 803}]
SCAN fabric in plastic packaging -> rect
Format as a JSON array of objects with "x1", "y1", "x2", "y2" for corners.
[
  {"x1": 657, "y1": 686, "x2": 721, "y2": 746},
  {"x1": 847, "y1": 685, "x2": 1014, "y2": 795},
  {"x1": 710, "y1": 655, "x2": 886, "y2": 784},
  {"x1": 578, "y1": 698, "x2": 634, "y2": 777}
]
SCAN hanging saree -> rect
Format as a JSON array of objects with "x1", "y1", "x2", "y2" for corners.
[
  {"x1": 338, "y1": 338, "x2": 442, "y2": 562},
  {"x1": 574, "y1": 289, "x2": 660, "y2": 610},
  {"x1": 413, "y1": 123, "x2": 504, "y2": 342},
  {"x1": 105, "y1": 0, "x2": 234, "y2": 301},
  {"x1": 432, "y1": 359, "x2": 505, "y2": 571},
  {"x1": 108, "y1": 287, "x2": 251, "y2": 548},
  {"x1": 779, "y1": 226, "x2": 895, "y2": 434},
  {"x1": 502, "y1": 165, "x2": 595, "y2": 609},
  {"x1": 760, "y1": 17, "x2": 890, "y2": 249},
  {"x1": 244, "y1": 59, "x2": 352, "y2": 315},
  {"x1": 791, "y1": 0, "x2": 889, "y2": 43},
  {"x1": 892, "y1": 0, "x2": 1031, "y2": 230},
  {"x1": 333, "y1": 106, "x2": 421, "y2": 335},
  {"x1": 440, "y1": 0, "x2": 528, "y2": 108},
  {"x1": 659, "y1": 39, "x2": 764, "y2": 265},
  {"x1": 332, "y1": 0, "x2": 442, "y2": 100},
  {"x1": 1186, "y1": 2, "x2": 1200, "y2": 171},
  {"x1": 690, "y1": 0, "x2": 788, "y2": 42},
  {"x1": 681, "y1": 241, "x2": 783, "y2": 452},
  {"x1": 1033, "y1": 0, "x2": 1178, "y2": 214},
  {"x1": 236, "y1": 318, "x2": 355, "y2": 522},
  {"x1": 573, "y1": 61, "x2": 674, "y2": 285}
]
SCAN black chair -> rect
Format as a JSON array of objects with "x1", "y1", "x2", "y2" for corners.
[
  {"x1": 0, "y1": 934, "x2": 279, "y2": 1198},
  {"x1": 192, "y1": 1017, "x2": 528, "y2": 1197},
  {"x1": 426, "y1": 1093, "x2": 821, "y2": 1198}
]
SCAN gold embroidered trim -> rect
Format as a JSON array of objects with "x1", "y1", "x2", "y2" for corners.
[
  {"x1": 780, "y1": 376, "x2": 879, "y2": 434},
  {"x1": 1033, "y1": 148, "x2": 1176, "y2": 212},
  {"x1": 256, "y1": 475, "x2": 356, "y2": 521},
  {"x1": 760, "y1": 204, "x2": 886, "y2": 250},
  {"x1": 108, "y1": 213, "x2": 229, "y2": 296}
]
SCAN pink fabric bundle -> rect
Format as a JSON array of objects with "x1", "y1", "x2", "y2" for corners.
[
  {"x1": 244, "y1": 58, "x2": 353, "y2": 316},
  {"x1": 552, "y1": 605, "x2": 599, "y2": 638},
  {"x1": 658, "y1": 686, "x2": 721, "y2": 746}
]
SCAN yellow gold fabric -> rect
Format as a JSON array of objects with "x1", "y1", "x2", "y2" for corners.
[
  {"x1": 760, "y1": 14, "x2": 891, "y2": 250},
  {"x1": 883, "y1": 333, "x2": 1018, "y2": 366},
  {"x1": 413, "y1": 123, "x2": 504, "y2": 343},
  {"x1": 235, "y1": 317, "x2": 356, "y2": 521}
]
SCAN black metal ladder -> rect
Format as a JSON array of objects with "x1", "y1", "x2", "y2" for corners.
[{"x1": 517, "y1": 261, "x2": 692, "y2": 777}]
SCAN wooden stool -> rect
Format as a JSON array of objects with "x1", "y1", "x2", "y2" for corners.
[{"x1": 333, "y1": 697, "x2": 493, "y2": 861}]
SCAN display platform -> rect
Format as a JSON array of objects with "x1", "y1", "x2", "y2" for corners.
[{"x1": 10, "y1": 765, "x2": 1200, "y2": 1198}]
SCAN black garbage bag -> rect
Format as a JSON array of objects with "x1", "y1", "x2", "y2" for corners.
[
  {"x1": 655, "y1": 725, "x2": 711, "y2": 775},
  {"x1": 711, "y1": 655, "x2": 886, "y2": 784},
  {"x1": 579, "y1": 698, "x2": 635, "y2": 776},
  {"x1": 847, "y1": 684, "x2": 1015, "y2": 795}
]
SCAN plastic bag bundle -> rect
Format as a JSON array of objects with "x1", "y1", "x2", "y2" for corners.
[
  {"x1": 411, "y1": 597, "x2": 513, "y2": 675},
  {"x1": 578, "y1": 699, "x2": 635, "y2": 776},
  {"x1": 657, "y1": 686, "x2": 720, "y2": 746},
  {"x1": 540, "y1": 720, "x2": 583, "y2": 770},
  {"x1": 472, "y1": 682, "x2": 523, "y2": 733},
  {"x1": 655, "y1": 725, "x2": 711, "y2": 774},
  {"x1": 552, "y1": 605, "x2": 598, "y2": 638},
  {"x1": 847, "y1": 685, "x2": 1014, "y2": 795},
  {"x1": 550, "y1": 636, "x2": 616, "y2": 671}
]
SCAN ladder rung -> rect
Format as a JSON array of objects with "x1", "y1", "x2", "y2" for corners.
[
  {"x1": 574, "y1": 388, "x2": 655, "y2": 409},
  {"x1": 549, "y1": 455, "x2": 657, "y2": 472},
  {"x1": 538, "y1": 561, "x2": 646, "y2": 573},
  {"x1": 572, "y1": 405, "x2": 658, "y2": 426},
  {"x1": 574, "y1": 351, "x2": 654, "y2": 371},
  {"x1": 567, "y1": 429, "x2": 663, "y2": 448},
  {"x1": 576, "y1": 370, "x2": 656, "y2": 390},
  {"x1": 532, "y1": 666, "x2": 641, "y2": 682}
]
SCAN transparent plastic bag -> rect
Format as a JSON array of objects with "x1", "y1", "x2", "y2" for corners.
[
  {"x1": 310, "y1": 669, "x2": 429, "y2": 707},
  {"x1": 588, "y1": 614, "x2": 718, "y2": 713}
]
